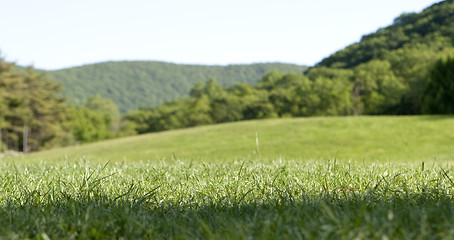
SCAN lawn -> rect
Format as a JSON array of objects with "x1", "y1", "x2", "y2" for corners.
[{"x1": 1, "y1": 116, "x2": 454, "y2": 239}]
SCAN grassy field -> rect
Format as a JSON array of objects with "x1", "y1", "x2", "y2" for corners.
[
  {"x1": 18, "y1": 115, "x2": 454, "y2": 164},
  {"x1": 1, "y1": 116, "x2": 454, "y2": 239}
]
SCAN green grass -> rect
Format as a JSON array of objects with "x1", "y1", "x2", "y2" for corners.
[
  {"x1": 1, "y1": 116, "x2": 454, "y2": 239},
  {"x1": 2, "y1": 160, "x2": 454, "y2": 239},
  {"x1": 19, "y1": 115, "x2": 454, "y2": 164}
]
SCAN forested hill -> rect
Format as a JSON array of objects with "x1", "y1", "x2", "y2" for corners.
[
  {"x1": 48, "y1": 61, "x2": 306, "y2": 113},
  {"x1": 316, "y1": 0, "x2": 453, "y2": 69}
]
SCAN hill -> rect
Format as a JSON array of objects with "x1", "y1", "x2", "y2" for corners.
[
  {"x1": 316, "y1": 0, "x2": 454, "y2": 69},
  {"x1": 20, "y1": 116, "x2": 454, "y2": 164},
  {"x1": 298, "y1": 0, "x2": 454, "y2": 115},
  {"x1": 48, "y1": 61, "x2": 306, "y2": 113}
]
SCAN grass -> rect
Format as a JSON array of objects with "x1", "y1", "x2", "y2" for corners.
[
  {"x1": 1, "y1": 116, "x2": 454, "y2": 239},
  {"x1": 2, "y1": 160, "x2": 454, "y2": 239},
  {"x1": 18, "y1": 115, "x2": 454, "y2": 164}
]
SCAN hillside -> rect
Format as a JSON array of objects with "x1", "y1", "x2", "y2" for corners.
[
  {"x1": 316, "y1": 0, "x2": 453, "y2": 68},
  {"x1": 48, "y1": 61, "x2": 306, "y2": 113},
  {"x1": 21, "y1": 116, "x2": 454, "y2": 164},
  {"x1": 297, "y1": 0, "x2": 454, "y2": 115}
]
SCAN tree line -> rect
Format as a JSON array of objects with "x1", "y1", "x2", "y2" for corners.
[
  {"x1": 124, "y1": 53, "x2": 454, "y2": 135},
  {"x1": 0, "y1": 51, "x2": 453, "y2": 153},
  {"x1": 0, "y1": 59, "x2": 135, "y2": 152},
  {"x1": 49, "y1": 61, "x2": 306, "y2": 113}
]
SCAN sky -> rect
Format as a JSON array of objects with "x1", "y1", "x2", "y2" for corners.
[{"x1": 0, "y1": 0, "x2": 442, "y2": 70}]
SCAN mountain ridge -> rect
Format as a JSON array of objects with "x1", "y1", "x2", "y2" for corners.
[{"x1": 47, "y1": 61, "x2": 307, "y2": 113}]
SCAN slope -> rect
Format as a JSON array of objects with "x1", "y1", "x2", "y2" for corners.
[
  {"x1": 316, "y1": 0, "x2": 454, "y2": 68},
  {"x1": 18, "y1": 116, "x2": 454, "y2": 164},
  {"x1": 48, "y1": 61, "x2": 306, "y2": 113}
]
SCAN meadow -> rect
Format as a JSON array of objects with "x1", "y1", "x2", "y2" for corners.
[{"x1": 1, "y1": 116, "x2": 454, "y2": 239}]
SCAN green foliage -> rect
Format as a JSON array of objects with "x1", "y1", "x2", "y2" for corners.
[
  {"x1": 125, "y1": 71, "x2": 357, "y2": 134},
  {"x1": 49, "y1": 62, "x2": 307, "y2": 113},
  {"x1": 68, "y1": 95, "x2": 136, "y2": 143},
  {"x1": 0, "y1": 61, "x2": 69, "y2": 152},
  {"x1": 85, "y1": 95, "x2": 121, "y2": 132},
  {"x1": 310, "y1": 76, "x2": 353, "y2": 116},
  {"x1": 309, "y1": 0, "x2": 454, "y2": 115},
  {"x1": 353, "y1": 60, "x2": 406, "y2": 114},
  {"x1": 384, "y1": 41, "x2": 454, "y2": 114},
  {"x1": 422, "y1": 56, "x2": 454, "y2": 114},
  {"x1": 317, "y1": 1, "x2": 454, "y2": 69},
  {"x1": 69, "y1": 106, "x2": 113, "y2": 143},
  {"x1": 186, "y1": 96, "x2": 213, "y2": 126}
]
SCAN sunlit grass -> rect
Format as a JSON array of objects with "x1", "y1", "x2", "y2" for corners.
[
  {"x1": 1, "y1": 116, "x2": 454, "y2": 239},
  {"x1": 17, "y1": 115, "x2": 454, "y2": 165},
  {"x1": 1, "y1": 160, "x2": 454, "y2": 239}
]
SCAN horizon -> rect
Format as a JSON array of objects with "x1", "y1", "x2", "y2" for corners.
[{"x1": 1, "y1": 0, "x2": 442, "y2": 70}]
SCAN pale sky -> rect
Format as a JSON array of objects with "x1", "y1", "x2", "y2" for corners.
[{"x1": 0, "y1": 0, "x2": 442, "y2": 70}]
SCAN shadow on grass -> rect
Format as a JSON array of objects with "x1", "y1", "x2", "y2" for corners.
[{"x1": 1, "y1": 191, "x2": 454, "y2": 239}]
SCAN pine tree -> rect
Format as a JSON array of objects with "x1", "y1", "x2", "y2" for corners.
[
  {"x1": 0, "y1": 60, "x2": 26, "y2": 151},
  {"x1": 0, "y1": 60, "x2": 68, "y2": 152},
  {"x1": 21, "y1": 67, "x2": 68, "y2": 150},
  {"x1": 0, "y1": 61, "x2": 13, "y2": 152}
]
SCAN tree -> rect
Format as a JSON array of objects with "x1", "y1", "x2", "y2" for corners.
[
  {"x1": 204, "y1": 78, "x2": 226, "y2": 99},
  {"x1": 68, "y1": 95, "x2": 136, "y2": 142},
  {"x1": 124, "y1": 108, "x2": 156, "y2": 134},
  {"x1": 310, "y1": 76, "x2": 354, "y2": 116},
  {"x1": 153, "y1": 100, "x2": 190, "y2": 130},
  {"x1": 241, "y1": 96, "x2": 277, "y2": 119},
  {"x1": 85, "y1": 95, "x2": 121, "y2": 133},
  {"x1": 210, "y1": 96, "x2": 243, "y2": 123},
  {"x1": 187, "y1": 96, "x2": 212, "y2": 126},
  {"x1": 23, "y1": 68, "x2": 69, "y2": 150},
  {"x1": 422, "y1": 56, "x2": 454, "y2": 114},
  {"x1": 384, "y1": 39, "x2": 454, "y2": 114},
  {"x1": 69, "y1": 106, "x2": 113, "y2": 143},
  {"x1": 189, "y1": 82, "x2": 205, "y2": 98},
  {"x1": 353, "y1": 60, "x2": 406, "y2": 114},
  {"x1": 0, "y1": 64, "x2": 68, "y2": 151},
  {"x1": 256, "y1": 70, "x2": 285, "y2": 91},
  {"x1": 0, "y1": 60, "x2": 14, "y2": 152}
]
